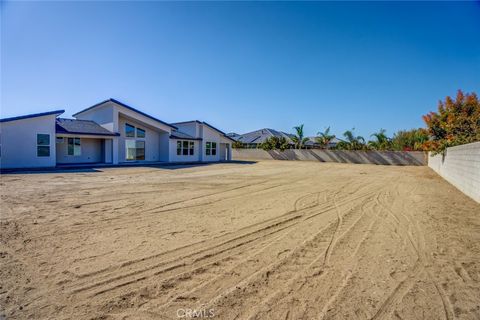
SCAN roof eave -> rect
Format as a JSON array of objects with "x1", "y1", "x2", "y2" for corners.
[
  {"x1": 0, "y1": 110, "x2": 64, "y2": 123},
  {"x1": 169, "y1": 135, "x2": 203, "y2": 141},
  {"x1": 73, "y1": 99, "x2": 178, "y2": 130}
]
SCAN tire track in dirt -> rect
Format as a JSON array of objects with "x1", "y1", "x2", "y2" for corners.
[
  {"x1": 66, "y1": 187, "x2": 327, "y2": 283},
  {"x1": 32, "y1": 175, "x2": 311, "y2": 240},
  {"x1": 244, "y1": 190, "x2": 381, "y2": 320},
  {"x1": 66, "y1": 182, "x2": 373, "y2": 303},
  {"x1": 153, "y1": 184, "x2": 376, "y2": 319},
  {"x1": 371, "y1": 182, "x2": 454, "y2": 320},
  {"x1": 60, "y1": 191, "x2": 330, "y2": 295},
  {"x1": 30, "y1": 181, "x2": 284, "y2": 240}
]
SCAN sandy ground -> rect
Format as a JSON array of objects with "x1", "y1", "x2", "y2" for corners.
[{"x1": 0, "y1": 161, "x2": 479, "y2": 320}]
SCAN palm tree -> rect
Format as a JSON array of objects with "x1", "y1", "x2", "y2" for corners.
[
  {"x1": 368, "y1": 129, "x2": 391, "y2": 150},
  {"x1": 340, "y1": 128, "x2": 366, "y2": 150},
  {"x1": 291, "y1": 124, "x2": 309, "y2": 149},
  {"x1": 316, "y1": 127, "x2": 335, "y2": 149}
]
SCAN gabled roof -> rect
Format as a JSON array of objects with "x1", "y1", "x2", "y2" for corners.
[
  {"x1": 236, "y1": 128, "x2": 295, "y2": 144},
  {"x1": 73, "y1": 98, "x2": 177, "y2": 130},
  {"x1": 0, "y1": 110, "x2": 64, "y2": 123},
  {"x1": 169, "y1": 130, "x2": 202, "y2": 140},
  {"x1": 172, "y1": 120, "x2": 236, "y2": 142},
  {"x1": 56, "y1": 118, "x2": 119, "y2": 136}
]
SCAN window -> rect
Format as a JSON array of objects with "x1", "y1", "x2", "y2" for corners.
[
  {"x1": 189, "y1": 141, "x2": 194, "y2": 155},
  {"x1": 177, "y1": 141, "x2": 182, "y2": 156},
  {"x1": 125, "y1": 123, "x2": 135, "y2": 137},
  {"x1": 126, "y1": 140, "x2": 145, "y2": 160},
  {"x1": 126, "y1": 140, "x2": 136, "y2": 160},
  {"x1": 176, "y1": 140, "x2": 195, "y2": 156},
  {"x1": 126, "y1": 123, "x2": 146, "y2": 138},
  {"x1": 136, "y1": 128, "x2": 145, "y2": 138},
  {"x1": 125, "y1": 123, "x2": 146, "y2": 161},
  {"x1": 37, "y1": 134, "x2": 50, "y2": 157},
  {"x1": 206, "y1": 142, "x2": 217, "y2": 156},
  {"x1": 212, "y1": 142, "x2": 217, "y2": 156},
  {"x1": 136, "y1": 141, "x2": 145, "y2": 160},
  {"x1": 67, "y1": 138, "x2": 81, "y2": 156}
]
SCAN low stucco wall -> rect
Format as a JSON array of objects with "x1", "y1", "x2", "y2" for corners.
[
  {"x1": 428, "y1": 142, "x2": 480, "y2": 203},
  {"x1": 232, "y1": 149, "x2": 427, "y2": 166}
]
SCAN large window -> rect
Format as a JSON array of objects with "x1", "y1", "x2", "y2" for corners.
[
  {"x1": 37, "y1": 134, "x2": 50, "y2": 157},
  {"x1": 126, "y1": 140, "x2": 145, "y2": 160},
  {"x1": 136, "y1": 141, "x2": 145, "y2": 160},
  {"x1": 126, "y1": 140, "x2": 136, "y2": 160},
  {"x1": 125, "y1": 123, "x2": 146, "y2": 161},
  {"x1": 67, "y1": 138, "x2": 81, "y2": 156},
  {"x1": 205, "y1": 142, "x2": 217, "y2": 156},
  {"x1": 176, "y1": 140, "x2": 194, "y2": 156},
  {"x1": 125, "y1": 123, "x2": 146, "y2": 138}
]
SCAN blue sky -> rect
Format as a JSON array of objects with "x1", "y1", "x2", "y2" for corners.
[{"x1": 1, "y1": 1, "x2": 479, "y2": 138}]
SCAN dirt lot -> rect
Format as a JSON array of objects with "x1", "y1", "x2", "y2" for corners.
[{"x1": 1, "y1": 161, "x2": 479, "y2": 320}]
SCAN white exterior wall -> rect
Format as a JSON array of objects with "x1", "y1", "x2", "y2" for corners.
[
  {"x1": 118, "y1": 116, "x2": 162, "y2": 162},
  {"x1": 0, "y1": 115, "x2": 57, "y2": 169},
  {"x1": 74, "y1": 104, "x2": 115, "y2": 132},
  {"x1": 428, "y1": 142, "x2": 480, "y2": 203},
  {"x1": 200, "y1": 125, "x2": 222, "y2": 162},
  {"x1": 174, "y1": 122, "x2": 200, "y2": 138},
  {"x1": 159, "y1": 133, "x2": 170, "y2": 162},
  {"x1": 75, "y1": 101, "x2": 173, "y2": 163},
  {"x1": 56, "y1": 137, "x2": 103, "y2": 164}
]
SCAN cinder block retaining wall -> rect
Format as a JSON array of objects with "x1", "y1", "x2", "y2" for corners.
[
  {"x1": 232, "y1": 149, "x2": 427, "y2": 166},
  {"x1": 428, "y1": 142, "x2": 480, "y2": 203}
]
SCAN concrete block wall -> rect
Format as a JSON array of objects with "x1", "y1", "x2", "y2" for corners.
[
  {"x1": 232, "y1": 149, "x2": 427, "y2": 166},
  {"x1": 428, "y1": 142, "x2": 480, "y2": 203}
]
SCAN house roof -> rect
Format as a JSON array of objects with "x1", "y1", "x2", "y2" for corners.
[
  {"x1": 169, "y1": 130, "x2": 202, "y2": 140},
  {"x1": 304, "y1": 136, "x2": 344, "y2": 146},
  {"x1": 226, "y1": 132, "x2": 241, "y2": 141},
  {"x1": 73, "y1": 98, "x2": 177, "y2": 130},
  {"x1": 56, "y1": 118, "x2": 119, "y2": 136},
  {"x1": 0, "y1": 110, "x2": 64, "y2": 123},
  {"x1": 172, "y1": 120, "x2": 236, "y2": 142},
  {"x1": 236, "y1": 128, "x2": 295, "y2": 144}
]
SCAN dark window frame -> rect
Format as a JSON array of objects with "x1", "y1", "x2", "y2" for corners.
[
  {"x1": 136, "y1": 127, "x2": 146, "y2": 138},
  {"x1": 37, "y1": 134, "x2": 50, "y2": 157},
  {"x1": 125, "y1": 123, "x2": 135, "y2": 137},
  {"x1": 206, "y1": 141, "x2": 217, "y2": 156},
  {"x1": 67, "y1": 137, "x2": 81, "y2": 156},
  {"x1": 176, "y1": 140, "x2": 194, "y2": 156}
]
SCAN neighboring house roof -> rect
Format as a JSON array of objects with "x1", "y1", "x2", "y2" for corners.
[
  {"x1": 304, "y1": 136, "x2": 344, "y2": 146},
  {"x1": 226, "y1": 132, "x2": 240, "y2": 141},
  {"x1": 0, "y1": 110, "x2": 64, "y2": 123},
  {"x1": 304, "y1": 137, "x2": 318, "y2": 146},
  {"x1": 169, "y1": 130, "x2": 202, "y2": 140},
  {"x1": 329, "y1": 137, "x2": 344, "y2": 144},
  {"x1": 236, "y1": 128, "x2": 295, "y2": 144},
  {"x1": 172, "y1": 120, "x2": 236, "y2": 142},
  {"x1": 56, "y1": 118, "x2": 119, "y2": 136},
  {"x1": 73, "y1": 98, "x2": 178, "y2": 130}
]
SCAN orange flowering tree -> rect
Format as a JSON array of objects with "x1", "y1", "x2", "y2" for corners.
[{"x1": 422, "y1": 90, "x2": 480, "y2": 154}]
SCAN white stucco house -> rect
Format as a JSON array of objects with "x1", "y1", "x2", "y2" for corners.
[{"x1": 0, "y1": 99, "x2": 234, "y2": 169}]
